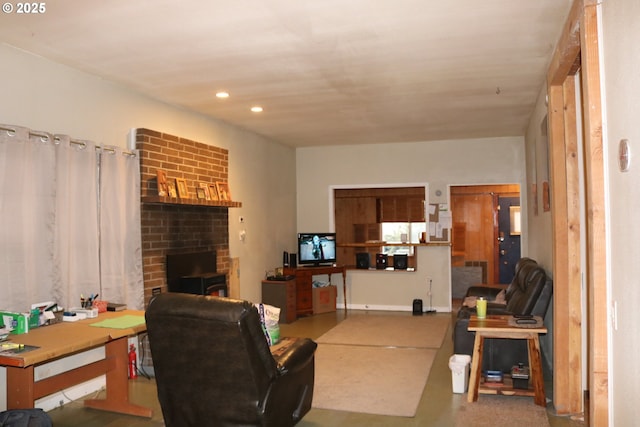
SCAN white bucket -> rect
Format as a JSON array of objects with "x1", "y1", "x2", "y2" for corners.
[{"x1": 448, "y1": 354, "x2": 471, "y2": 393}]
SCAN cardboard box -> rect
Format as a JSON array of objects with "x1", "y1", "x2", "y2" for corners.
[{"x1": 313, "y1": 285, "x2": 336, "y2": 314}]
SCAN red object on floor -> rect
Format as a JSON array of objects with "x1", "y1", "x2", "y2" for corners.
[{"x1": 128, "y1": 344, "x2": 138, "y2": 379}]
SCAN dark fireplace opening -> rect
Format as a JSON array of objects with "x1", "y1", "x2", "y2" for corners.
[{"x1": 166, "y1": 251, "x2": 227, "y2": 296}]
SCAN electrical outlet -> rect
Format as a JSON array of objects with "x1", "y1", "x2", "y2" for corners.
[{"x1": 152, "y1": 287, "x2": 161, "y2": 296}]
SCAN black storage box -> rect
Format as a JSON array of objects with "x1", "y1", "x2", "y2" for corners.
[{"x1": 511, "y1": 364, "x2": 530, "y2": 389}]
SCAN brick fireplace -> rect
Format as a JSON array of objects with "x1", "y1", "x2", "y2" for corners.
[{"x1": 136, "y1": 128, "x2": 240, "y2": 307}]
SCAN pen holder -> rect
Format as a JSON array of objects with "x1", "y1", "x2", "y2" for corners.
[
  {"x1": 93, "y1": 300, "x2": 108, "y2": 313},
  {"x1": 51, "y1": 311, "x2": 64, "y2": 325}
]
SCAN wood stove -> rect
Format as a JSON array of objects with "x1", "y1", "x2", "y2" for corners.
[{"x1": 166, "y1": 251, "x2": 227, "y2": 296}]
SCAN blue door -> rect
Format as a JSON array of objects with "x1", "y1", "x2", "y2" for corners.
[{"x1": 497, "y1": 197, "x2": 521, "y2": 284}]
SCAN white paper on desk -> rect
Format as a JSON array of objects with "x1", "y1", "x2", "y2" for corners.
[{"x1": 439, "y1": 211, "x2": 453, "y2": 228}]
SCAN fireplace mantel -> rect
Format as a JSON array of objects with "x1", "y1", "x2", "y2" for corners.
[{"x1": 142, "y1": 195, "x2": 242, "y2": 208}]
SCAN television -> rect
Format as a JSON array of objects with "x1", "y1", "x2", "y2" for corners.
[{"x1": 297, "y1": 233, "x2": 337, "y2": 266}]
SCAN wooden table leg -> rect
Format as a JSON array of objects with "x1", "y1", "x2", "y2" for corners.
[
  {"x1": 84, "y1": 337, "x2": 152, "y2": 418},
  {"x1": 6, "y1": 365, "x2": 35, "y2": 409},
  {"x1": 467, "y1": 334, "x2": 484, "y2": 402},
  {"x1": 528, "y1": 335, "x2": 547, "y2": 407}
]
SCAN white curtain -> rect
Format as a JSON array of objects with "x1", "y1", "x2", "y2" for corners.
[
  {"x1": 0, "y1": 124, "x2": 143, "y2": 312},
  {"x1": 0, "y1": 126, "x2": 57, "y2": 311},
  {"x1": 52, "y1": 135, "x2": 101, "y2": 310},
  {"x1": 99, "y1": 145, "x2": 144, "y2": 310}
]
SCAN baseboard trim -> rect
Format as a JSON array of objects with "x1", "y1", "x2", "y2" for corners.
[{"x1": 347, "y1": 303, "x2": 450, "y2": 313}]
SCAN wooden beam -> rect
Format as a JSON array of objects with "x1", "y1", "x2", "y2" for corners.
[
  {"x1": 562, "y1": 74, "x2": 584, "y2": 414},
  {"x1": 580, "y1": 3, "x2": 609, "y2": 425},
  {"x1": 547, "y1": 82, "x2": 573, "y2": 414},
  {"x1": 548, "y1": 0, "x2": 583, "y2": 84}
]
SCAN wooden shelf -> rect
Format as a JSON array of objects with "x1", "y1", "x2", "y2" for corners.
[
  {"x1": 479, "y1": 374, "x2": 535, "y2": 398},
  {"x1": 141, "y1": 195, "x2": 242, "y2": 208},
  {"x1": 338, "y1": 242, "x2": 450, "y2": 248}
]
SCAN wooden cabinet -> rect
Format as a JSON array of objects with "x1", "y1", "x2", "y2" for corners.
[
  {"x1": 376, "y1": 196, "x2": 425, "y2": 222},
  {"x1": 261, "y1": 279, "x2": 296, "y2": 323},
  {"x1": 283, "y1": 266, "x2": 346, "y2": 316}
]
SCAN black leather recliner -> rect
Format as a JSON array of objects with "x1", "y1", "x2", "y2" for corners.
[
  {"x1": 146, "y1": 293, "x2": 317, "y2": 427},
  {"x1": 453, "y1": 258, "x2": 553, "y2": 372}
]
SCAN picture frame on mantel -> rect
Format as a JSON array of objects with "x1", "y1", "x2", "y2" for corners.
[
  {"x1": 156, "y1": 169, "x2": 168, "y2": 197},
  {"x1": 176, "y1": 178, "x2": 189, "y2": 199},
  {"x1": 198, "y1": 182, "x2": 211, "y2": 201},
  {"x1": 216, "y1": 182, "x2": 231, "y2": 201},
  {"x1": 209, "y1": 184, "x2": 219, "y2": 201},
  {"x1": 167, "y1": 180, "x2": 178, "y2": 198}
]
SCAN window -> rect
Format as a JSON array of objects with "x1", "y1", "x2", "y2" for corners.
[{"x1": 381, "y1": 222, "x2": 427, "y2": 255}]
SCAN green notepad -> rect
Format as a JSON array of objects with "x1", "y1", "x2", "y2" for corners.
[{"x1": 89, "y1": 315, "x2": 145, "y2": 329}]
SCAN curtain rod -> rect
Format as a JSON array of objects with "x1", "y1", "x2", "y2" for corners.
[{"x1": 0, "y1": 124, "x2": 137, "y2": 157}]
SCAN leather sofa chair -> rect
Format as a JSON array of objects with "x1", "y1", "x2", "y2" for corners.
[
  {"x1": 146, "y1": 292, "x2": 317, "y2": 427},
  {"x1": 453, "y1": 257, "x2": 553, "y2": 372}
]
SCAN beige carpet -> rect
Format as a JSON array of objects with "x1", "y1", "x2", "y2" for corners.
[
  {"x1": 455, "y1": 395, "x2": 551, "y2": 427},
  {"x1": 312, "y1": 314, "x2": 448, "y2": 417},
  {"x1": 315, "y1": 314, "x2": 450, "y2": 348}
]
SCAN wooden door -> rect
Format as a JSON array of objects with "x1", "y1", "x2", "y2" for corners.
[
  {"x1": 450, "y1": 184, "x2": 520, "y2": 284},
  {"x1": 451, "y1": 191, "x2": 496, "y2": 282}
]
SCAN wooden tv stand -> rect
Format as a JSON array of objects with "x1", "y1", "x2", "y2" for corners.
[{"x1": 283, "y1": 265, "x2": 347, "y2": 316}]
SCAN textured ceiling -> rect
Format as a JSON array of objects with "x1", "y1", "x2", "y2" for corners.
[{"x1": 0, "y1": 0, "x2": 572, "y2": 147}]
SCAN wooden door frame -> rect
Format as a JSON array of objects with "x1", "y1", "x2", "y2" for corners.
[{"x1": 547, "y1": 0, "x2": 608, "y2": 423}]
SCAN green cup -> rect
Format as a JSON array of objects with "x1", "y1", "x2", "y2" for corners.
[{"x1": 476, "y1": 297, "x2": 487, "y2": 319}]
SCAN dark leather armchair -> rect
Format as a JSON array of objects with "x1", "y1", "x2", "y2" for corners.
[
  {"x1": 146, "y1": 293, "x2": 317, "y2": 427},
  {"x1": 453, "y1": 258, "x2": 553, "y2": 372}
]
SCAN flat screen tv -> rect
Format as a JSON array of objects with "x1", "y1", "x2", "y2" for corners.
[{"x1": 297, "y1": 233, "x2": 337, "y2": 266}]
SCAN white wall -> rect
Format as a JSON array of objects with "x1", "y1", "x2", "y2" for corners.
[
  {"x1": 0, "y1": 43, "x2": 297, "y2": 304},
  {"x1": 601, "y1": 1, "x2": 640, "y2": 424},
  {"x1": 296, "y1": 137, "x2": 526, "y2": 309},
  {"x1": 523, "y1": 87, "x2": 554, "y2": 271}
]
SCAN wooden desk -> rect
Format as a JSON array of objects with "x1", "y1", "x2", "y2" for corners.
[
  {"x1": 0, "y1": 310, "x2": 151, "y2": 417},
  {"x1": 467, "y1": 315, "x2": 547, "y2": 407},
  {"x1": 284, "y1": 265, "x2": 347, "y2": 315}
]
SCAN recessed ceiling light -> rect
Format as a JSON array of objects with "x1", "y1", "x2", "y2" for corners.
[
  {"x1": 250, "y1": 106, "x2": 263, "y2": 113},
  {"x1": 216, "y1": 92, "x2": 229, "y2": 98}
]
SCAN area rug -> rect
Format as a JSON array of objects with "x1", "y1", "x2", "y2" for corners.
[
  {"x1": 313, "y1": 343, "x2": 436, "y2": 417},
  {"x1": 315, "y1": 314, "x2": 450, "y2": 348},
  {"x1": 454, "y1": 395, "x2": 551, "y2": 427},
  {"x1": 312, "y1": 314, "x2": 448, "y2": 417}
]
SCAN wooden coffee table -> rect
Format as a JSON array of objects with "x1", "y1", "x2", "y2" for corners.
[{"x1": 467, "y1": 315, "x2": 547, "y2": 406}]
